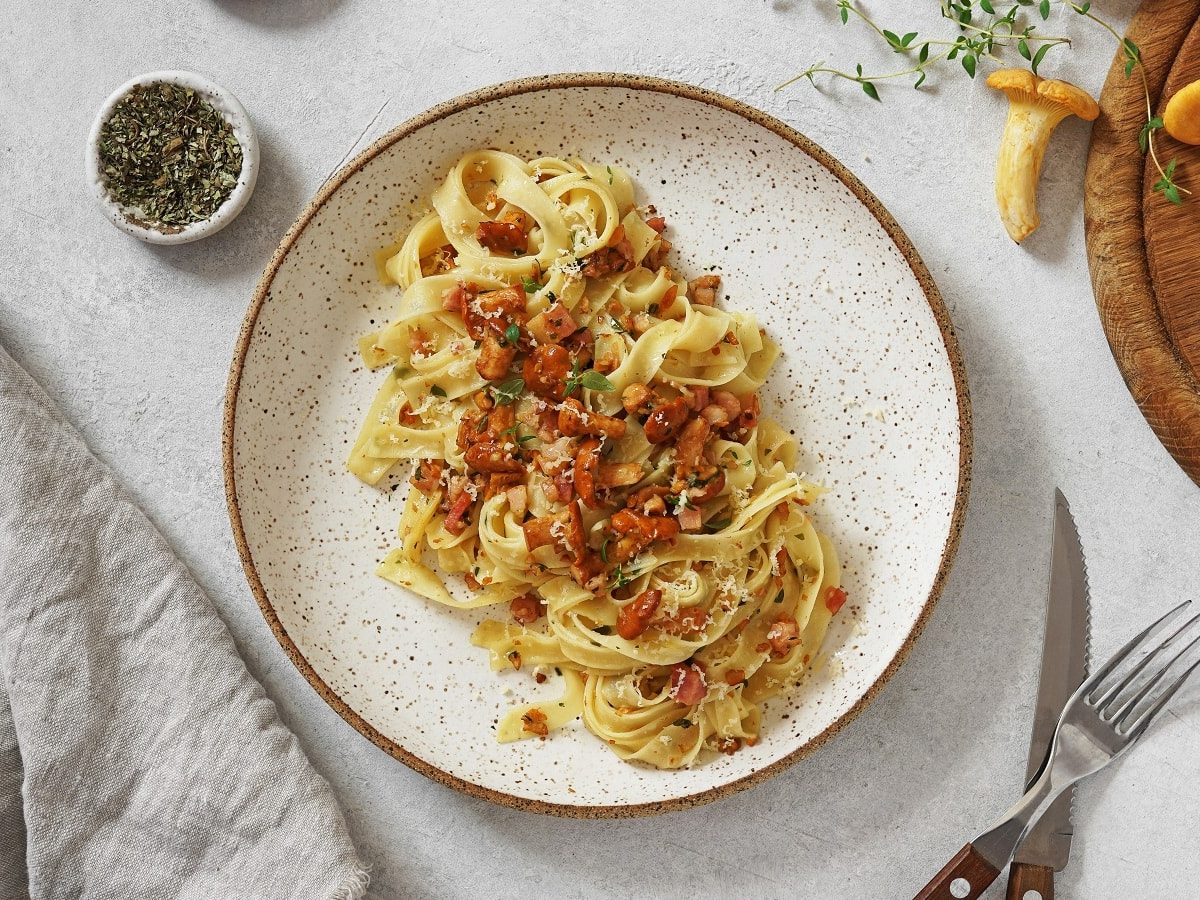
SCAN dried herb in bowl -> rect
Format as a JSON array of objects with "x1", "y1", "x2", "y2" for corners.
[{"x1": 96, "y1": 82, "x2": 243, "y2": 232}]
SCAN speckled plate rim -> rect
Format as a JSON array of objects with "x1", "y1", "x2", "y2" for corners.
[{"x1": 223, "y1": 72, "x2": 973, "y2": 818}]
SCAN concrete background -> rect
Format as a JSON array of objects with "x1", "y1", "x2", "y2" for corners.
[{"x1": 3, "y1": 1, "x2": 1198, "y2": 897}]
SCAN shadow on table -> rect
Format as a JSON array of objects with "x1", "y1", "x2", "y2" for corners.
[
  {"x1": 140, "y1": 125, "x2": 305, "y2": 285},
  {"x1": 1019, "y1": 113, "x2": 1095, "y2": 267},
  {"x1": 211, "y1": 0, "x2": 345, "y2": 29}
]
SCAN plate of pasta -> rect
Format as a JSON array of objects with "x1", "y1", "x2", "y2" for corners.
[{"x1": 225, "y1": 74, "x2": 970, "y2": 816}]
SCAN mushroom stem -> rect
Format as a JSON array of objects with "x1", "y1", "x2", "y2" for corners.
[
  {"x1": 993, "y1": 104, "x2": 1072, "y2": 243},
  {"x1": 987, "y1": 70, "x2": 1099, "y2": 243}
]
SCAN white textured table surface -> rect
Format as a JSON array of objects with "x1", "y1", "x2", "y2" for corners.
[{"x1": 4, "y1": 1, "x2": 1199, "y2": 897}]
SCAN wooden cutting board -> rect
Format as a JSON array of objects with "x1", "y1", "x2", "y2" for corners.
[{"x1": 1085, "y1": 0, "x2": 1200, "y2": 486}]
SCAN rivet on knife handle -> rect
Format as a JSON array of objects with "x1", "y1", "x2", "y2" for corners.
[
  {"x1": 1006, "y1": 861, "x2": 1054, "y2": 900},
  {"x1": 912, "y1": 843, "x2": 1000, "y2": 900}
]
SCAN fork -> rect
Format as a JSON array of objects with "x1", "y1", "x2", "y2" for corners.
[{"x1": 916, "y1": 600, "x2": 1200, "y2": 900}]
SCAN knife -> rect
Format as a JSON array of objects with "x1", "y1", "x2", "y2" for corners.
[{"x1": 1004, "y1": 489, "x2": 1089, "y2": 900}]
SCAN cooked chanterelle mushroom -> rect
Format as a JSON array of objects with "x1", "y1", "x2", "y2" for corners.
[{"x1": 987, "y1": 69, "x2": 1100, "y2": 243}]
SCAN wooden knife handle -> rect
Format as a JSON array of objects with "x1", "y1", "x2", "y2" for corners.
[
  {"x1": 913, "y1": 843, "x2": 1001, "y2": 900},
  {"x1": 1006, "y1": 862, "x2": 1054, "y2": 900}
]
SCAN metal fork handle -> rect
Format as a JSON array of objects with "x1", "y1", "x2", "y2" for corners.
[
  {"x1": 973, "y1": 755, "x2": 1063, "y2": 871},
  {"x1": 914, "y1": 759, "x2": 1065, "y2": 899}
]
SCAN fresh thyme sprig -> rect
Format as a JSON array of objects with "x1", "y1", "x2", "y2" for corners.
[
  {"x1": 778, "y1": 0, "x2": 1073, "y2": 94},
  {"x1": 781, "y1": 1, "x2": 1188, "y2": 204}
]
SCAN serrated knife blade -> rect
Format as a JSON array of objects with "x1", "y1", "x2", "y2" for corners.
[{"x1": 1011, "y1": 489, "x2": 1090, "y2": 877}]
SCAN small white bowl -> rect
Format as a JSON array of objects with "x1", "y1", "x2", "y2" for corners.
[{"x1": 86, "y1": 70, "x2": 259, "y2": 245}]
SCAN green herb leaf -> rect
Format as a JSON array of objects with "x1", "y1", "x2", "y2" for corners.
[
  {"x1": 901, "y1": 32, "x2": 917, "y2": 48},
  {"x1": 773, "y1": 590, "x2": 785, "y2": 604},
  {"x1": 517, "y1": 434, "x2": 537, "y2": 444},
  {"x1": 504, "y1": 323, "x2": 521, "y2": 346},
  {"x1": 838, "y1": 2, "x2": 848, "y2": 25},
  {"x1": 1018, "y1": 38, "x2": 1031, "y2": 60},
  {"x1": 979, "y1": 0, "x2": 995, "y2": 12},
  {"x1": 961, "y1": 54, "x2": 977, "y2": 78},
  {"x1": 606, "y1": 165, "x2": 614, "y2": 184},
  {"x1": 430, "y1": 384, "x2": 446, "y2": 398},
  {"x1": 883, "y1": 29, "x2": 902, "y2": 50},
  {"x1": 1139, "y1": 116, "x2": 1163, "y2": 153},
  {"x1": 492, "y1": 377, "x2": 525, "y2": 405},
  {"x1": 592, "y1": 625, "x2": 613, "y2": 635},
  {"x1": 522, "y1": 276, "x2": 541, "y2": 294},
  {"x1": 861, "y1": 80, "x2": 881, "y2": 102},
  {"x1": 1038, "y1": 0, "x2": 1050, "y2": 19},
  {"x1": 672, "y1": 718, "x2": 693, "y2": 729},
  {"x1": 1031, "y1": 43, "x2": 1052, "y2": 74},
  {"x1": 1153, "y1": 159, "x2": 1184, "y2": 205},
  {"x1": 580, "y1": 371, "x2": 616, "y2": 392},
  {"x1": 611, "y1": 565, "x2": 640, "y2": 589},
  {"x1": 918, "y1": 42, "x2": 930, "y2": 64}
]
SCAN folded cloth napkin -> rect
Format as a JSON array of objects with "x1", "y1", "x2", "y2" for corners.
[{"x1": 0, "y1": 343, "x2": 368, "y2": 900}]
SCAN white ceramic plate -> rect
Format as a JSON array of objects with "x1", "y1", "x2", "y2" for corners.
[{"x1": 225, "y1": 74, "x2": 970, "y2": 817}]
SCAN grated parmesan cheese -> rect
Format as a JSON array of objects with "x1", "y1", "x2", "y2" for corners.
[
  {"x1": 710, "y1": 681, "x2": 733, "y2": 700},
  {"x1": 712, "y1": 569, "x2": 739, "y2": 599},
  {"x1": 769, "y1": 540, "x2": 785, "y2": 575}
]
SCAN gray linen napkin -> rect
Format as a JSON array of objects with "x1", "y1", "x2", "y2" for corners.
[{"x1": 0, "y1": 344, "x2": 369, "y2": 900}]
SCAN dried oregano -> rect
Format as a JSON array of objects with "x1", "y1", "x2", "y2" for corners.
[{"x1": 97, "y1": 82, "x2": 244, "y2": 231}]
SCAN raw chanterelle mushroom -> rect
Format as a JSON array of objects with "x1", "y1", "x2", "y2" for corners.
[
  {"x1": 987, "y1": 69, "x2": 1100, "y2": 243},
  {"x1": 1164, "y1": 78, "x2": 1200, "y2": 145}
]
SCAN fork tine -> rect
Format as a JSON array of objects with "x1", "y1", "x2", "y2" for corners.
[
  {"x1": 1085, "y1": 601, "x2": 1191, "y2": 702},
  {"x1": 1121, "y1": 655, "x2": 1200, "y2": 739},
  {"x1": 1107, "y1": 631, "x2": 1200, "y2": 726},
  {"x1": 1094, "y1": 609, "x2": 1200, "y2": 709}
]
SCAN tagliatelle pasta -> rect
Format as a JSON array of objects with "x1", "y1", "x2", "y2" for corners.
[{"x1": 348, "y1": 150, "x2": 845, "y2": 768}]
